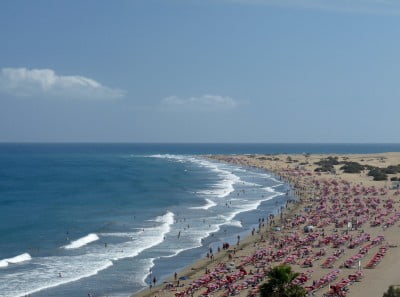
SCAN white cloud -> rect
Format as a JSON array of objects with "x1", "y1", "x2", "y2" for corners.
[
  {"x1": 162, "y1": 94, "x2": 238, "y2": 110},
  {"x1": 0, "y1": 68, "x2": 125, "y2": 99},
  {"x1": 223, "y1": 0, "x2": 400, "y2": 15}
]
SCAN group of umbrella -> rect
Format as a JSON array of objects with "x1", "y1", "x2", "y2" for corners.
[{"x1": 158, "y1": 167, "x2": 398, "y2": 297}]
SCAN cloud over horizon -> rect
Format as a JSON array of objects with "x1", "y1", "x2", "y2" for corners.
[
  {"x1": 161, "y1": 94, "x2": 238, "y2": 110},
  {"x1": 0, "y1": 68, "x2": 125, "y2": 100}
]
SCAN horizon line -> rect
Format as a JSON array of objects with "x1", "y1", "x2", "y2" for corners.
[{"x1": 1, "y1": 142, "x2": 400, "y2": 145}]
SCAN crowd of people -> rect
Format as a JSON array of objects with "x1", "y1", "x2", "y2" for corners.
[{"x1": 148, "y1": 158, "x2": 398, "y2": 297}]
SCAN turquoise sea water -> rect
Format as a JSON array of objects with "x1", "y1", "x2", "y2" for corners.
[{"x1": 1, "y1": 143, "x2": 399, "y2": 297}]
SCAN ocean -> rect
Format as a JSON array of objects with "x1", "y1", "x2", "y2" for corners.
[{"x1": 1, "y1": 143, "x2": 400, "y2": 297}]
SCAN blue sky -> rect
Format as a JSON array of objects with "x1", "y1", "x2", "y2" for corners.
[{"x1": 0, "y1": 0, "x2": 399, "y2": 143}]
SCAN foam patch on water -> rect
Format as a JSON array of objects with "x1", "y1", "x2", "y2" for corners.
[
  {"x1": 0, "y1": 253, "x2": 31, "y2": 268},
  {"x1": 224, "y1": 220, "x2": 243, "y2": 228},
  {"x1": 63, "y1": 233, "x2": 99, "y2": 249},
  {"x1": 3, "y1": 156, "x2": 288, "y2": 297},
  {"x1": 4, "y1": 257, "x2": 114, "y2": 297},
  {"x1": 148, "y1": 154, "x2": 241, "y2": 198},
  {"x1": 240, "y1": 181, "x2": 261, "y2": 186},
  {"x1": 189, "y1": 198, "x2": 217, "y2": 210},
  {"x1": 1, "y1": 212, "x2": 175, "y2": 297},
  {"x1": 257, "y1": 173, "x2": 271, "y2": 178}
]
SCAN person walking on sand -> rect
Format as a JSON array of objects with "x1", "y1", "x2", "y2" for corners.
[{"x1": 153, "y1": 276, "x2": 157, "y2": 287}]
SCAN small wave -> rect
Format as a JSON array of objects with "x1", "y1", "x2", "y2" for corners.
[
  {"x1": 8, "y1": 259, "x2": 114, "y2": 297},
  {"x1": 147, "y1": 154, "x2": 184, "y2": 161},
  {"x1": 148, "y1": 154, "x2": 241, "y2": 198},
  {"x1": 98, "y1": 232, "x2": 133, "y2": 237},
  {"x1": 140, "y1": 258, "x2": 156, "y2": 284},
  {"x1": 216, "y1": 188, "x2": 284, "y2": 227},
  {"x1": 3, "y1": 212, "x2": 176, "y2": 296},
  {"x1": 224, "y1": 220, "x2": 243, "y2": 228},
  {"x1": 270, "y1": 177, "x2": 281, "y2": 183},
  {"x1": 240, "y1": 181, "x2": 261, "y2": 187},
  {"x1": 161, "y1": 248, "x2": 185, "y2": 259},
  {"x1": 63, "y1": 233, "x2": 99, "y2": 249},
  {"x1": 110, "y1": 211, "x2": 175, "y2": 262},
  {"x1": 0, "y1": 253, "x2": 31, "y2": 268},
  {"x1": 240, "y1": 195, "x2": 279, "y2": 211},
  {"x1": 262, "y1": 186, "x2": 284, "y2": 195},
  {"x1": 189, "y1": 198, "x2": 217, "y2": 210},
  {"x1": 257, "y1": 173, "x2": 271, "y2": 178},
  {"x1": 155, "y1": 210, "x2": 174, "y2": 225}
]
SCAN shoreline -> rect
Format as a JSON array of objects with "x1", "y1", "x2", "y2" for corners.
[
  {"x1": 133, "y1": 152, "x2": 400, "y2": 297},
  {"x1": 133, "y1": 157, "x2": 307, "y2": 297}
]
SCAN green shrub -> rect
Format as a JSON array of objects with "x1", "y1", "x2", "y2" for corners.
[
  {"x1": 368, "y1": 168, "x2": 388, "y2": 181},
  {"x1": 340, "y1": 162, "x2": 365, "y2": 173},
  {"x1": 314, "y1": 157, "x2": 339, "y2": 172}
]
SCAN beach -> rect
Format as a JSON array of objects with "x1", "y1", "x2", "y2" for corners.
[
  {"x1": 134, "y1": 152, "x2": 400, "y2": 297},
  {"x1": 0, "y1": 145, "x2": 291, "y2": 297}
]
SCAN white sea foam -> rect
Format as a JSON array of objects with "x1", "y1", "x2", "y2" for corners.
[
  {"x1": 241, "y1": 193, "x2": 282, "y2": 210},
  {"x1": 141, "y1": 154, "x2": 286, "y2": 260},
  {"x1": 7, "y1": 252, "x2": 32, "y2": 264},
  {"x1": 189, "y1": 198, "x2": 217, "y2": 210},
  {"x1": 104, "y1": 166, "x2": 285, "y2": 294},
  {"x1": 157, "y1": 179, "x2": 283, "y2": 275},
  {"x1": 155, "y1": 211, "x2": 174, "y2": 225},
  {"x1": 233, "y1": 168, "x2": 246, "y2": 172},
  {"x1": 109, "y1": 211, "x2": 174, "y2": 261},
  {"x1": 4, "y1": 257, "x2": 114, "y2": 297},
  {"x1": 98, "y1": 232, "x2": 133, "y2": 237},
  {"x1": 140, "y1": 258, "x2": 156, "y2": 284},
  {"x1": 148, "y1": 154, "x2": 241, "y2": 198},
  {"x1": 157, "y1": 248, "x2": 186, "y2": 261},
  {"x1": 63, "y1": 233, "x2": 99, "y2": 249},
  {"x1": 1, "y1": 212, "x2": 175, "y2": 297},
  {"x1": 224, "y1": 220, "x2": 243, "y2": 228},
  {"x1": 0, "y1": 253, "x2": 31, "y2": 268},
  {"x1": 240, "y1": 181, "x2": 261, "y2": 186},
  {"x1": 2, "y1": 154, "x2": 287, "y2": 296},
  {"x1": 257, "y1": 173, "x2": 271, "y2": 178},
  {"x1": 217, "y1": 187, "x2": 284, "y2": 226},
  {"x1": 263, "y1": 186, "x2": 281, "y2": 193},
  {"x1": 172, "y1": 184, "x2": 284, "y2": 249},
  {"x1": 270, "y1": 177, "x2": 281, "y2": 183}
]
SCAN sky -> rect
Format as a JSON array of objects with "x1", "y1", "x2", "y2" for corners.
[{"x1": 1, "y1": 0, "x2": 400, "y2": 143}]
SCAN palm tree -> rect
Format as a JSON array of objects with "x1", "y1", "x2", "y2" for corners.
[
  {"x1": 260, "y1": 265, "x2": 306, "y2": 297},
  {"x1": 383, "y1": 286, "x2": 400, "y2": 297}
]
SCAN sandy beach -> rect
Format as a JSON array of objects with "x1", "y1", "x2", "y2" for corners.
[{"x1": 134, "y1": 152, "x2": 400, "y2": 297}]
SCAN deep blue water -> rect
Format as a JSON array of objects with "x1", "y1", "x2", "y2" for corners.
[
  {"x1": 0, "y1": 143, "x2": 399, "y2": 297},
  {"x1": 2, "y1": 143, "x2": 400, "y2": 155}
]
